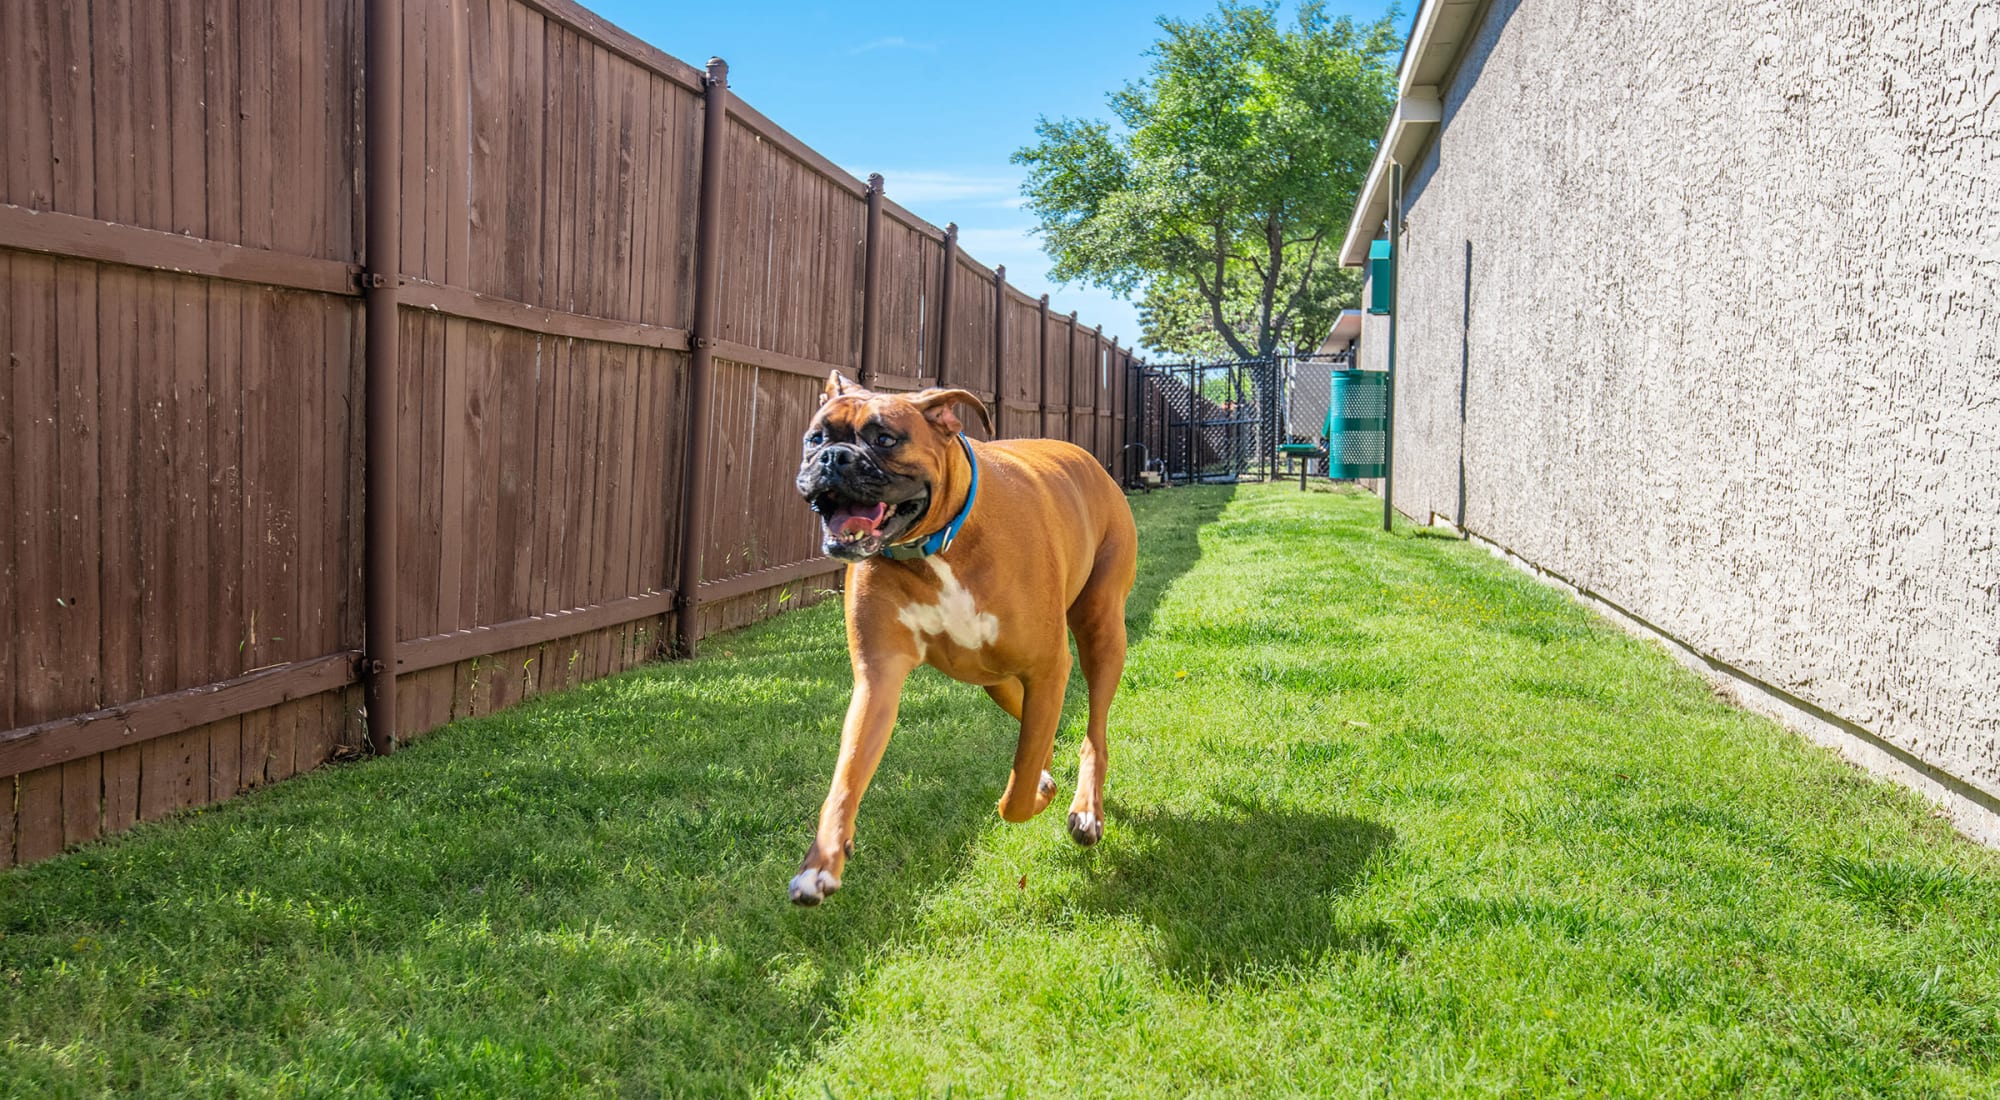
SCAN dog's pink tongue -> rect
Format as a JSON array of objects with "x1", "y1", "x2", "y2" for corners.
[{"x1": 834, "y1": 502, "x2": 888, "y2": 538}]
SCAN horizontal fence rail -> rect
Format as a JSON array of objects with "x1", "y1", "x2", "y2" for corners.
[{"x1": 0, "y1": 0, "x2": 1140, "y2": 866}]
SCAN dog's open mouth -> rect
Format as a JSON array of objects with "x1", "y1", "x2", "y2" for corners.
[{"x1": 809, "y1": 493, "x2": 927, "y2": 558}]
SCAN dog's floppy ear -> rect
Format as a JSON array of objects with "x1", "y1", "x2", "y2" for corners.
[
  {"x1": 821, "y1": 370, "x2": 864, "y2": 406},
  {"x1": 909, "y1": 388, "x2": 993, "y2": 436}
]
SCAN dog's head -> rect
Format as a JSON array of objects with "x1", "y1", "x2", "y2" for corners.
[{"x1": 797, "y1": 371, "x2": 993, "y2": 561}]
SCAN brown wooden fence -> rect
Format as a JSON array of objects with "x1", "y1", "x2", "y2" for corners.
[{"x1": 0, "y1": 0, "x2": 1139, "y2": 867}]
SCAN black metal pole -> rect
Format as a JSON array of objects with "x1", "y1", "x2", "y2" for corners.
[
  {"x1": 362, "y1": 0, "x2": 401, "y2": 755},
  {"x1": 1384, "y1": 161, "x2": 1401, "y2": 533},
  {"x1": 860, "y1": 173, "x2": 883, "y2": 384},
  {"x1": 935, "y1": 222, "x2": 957, "y2": 384},
  {"x1": 992, "y1": 265, "x2": 1005, "y2": 435},
  {"x1": 674, "y1": 58, "x2": 730, "y2": 657}
]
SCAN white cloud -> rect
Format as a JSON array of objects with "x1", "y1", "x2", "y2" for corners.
[
  {"x1": 846, "y1": 168, "x2": 1022, "y2": 207},
  {"x1": 847, "y1": 36, "x2": 936, "y2": 55}
]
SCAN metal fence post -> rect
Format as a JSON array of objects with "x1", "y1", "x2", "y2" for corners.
[
  {"x1": 935, "y1": 223, "x2": 957, "y2": 385},
  {"x1": 362, "y1": 0, "x2": 402, "y2": 756},
  {"x1": 860, "y1": 173, "x2": 883, "y2": 384},
  {"x1": 674, "y1": 57, "x2": 731, "y2": 657}
]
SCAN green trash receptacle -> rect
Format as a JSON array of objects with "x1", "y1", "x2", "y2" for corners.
[{"x1": 1324, "y1": 370, "x2": 1387, "y2": 479}]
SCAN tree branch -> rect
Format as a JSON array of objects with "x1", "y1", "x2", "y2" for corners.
[
  {"x1": 1204, "y1": 221, "x2": 1256, "y2": 360},
  {"x1": 1269, "y1": 232, "x2": 1328, "y2": 337}
]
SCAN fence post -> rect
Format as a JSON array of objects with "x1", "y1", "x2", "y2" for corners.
[
  {"x1": 1037, "y1": 295, "x2": 1050, "y2": 438},
  {"x1": 935, "y1": 223, "x2": 957, "y2": 385},
  {"x1": 1066, "y1": 311, "x2": 1078, "y2": 445},
  {"x1": 1106, "y1": 336, "x2": 1120, "y2": 470},
  {"x1": 1118, "y1": 347, "x2": 1133, "y2": 479},
  {"x1": 1096, "y1": 326, "x2": 1112, "y2": 468},
  {"x1": 361, "y1": 0, "x2": 402, "y2": 756},
  {"x1": 860, "y1": 173, "x2": 883, "y2": 384},
  {"x1": 991, "y1": 265, "x2": 1006, "y2": 435},
  {"x1": 674, "y1": 57, "x2": 731, "y2": 658}
]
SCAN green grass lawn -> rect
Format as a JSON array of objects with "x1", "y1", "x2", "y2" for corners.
[{"x1": 4, "y1": 484, "x2": 1998, "y2": 1097}]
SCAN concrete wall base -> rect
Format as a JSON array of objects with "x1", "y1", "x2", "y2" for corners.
[{"x1": 1416, "y1": 509, "x2": 2000, "y2": 851}]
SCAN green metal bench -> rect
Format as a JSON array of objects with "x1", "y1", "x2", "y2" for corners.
[{"x1": 1277, "y1": 441, "x2": 1328, "y2": 490}]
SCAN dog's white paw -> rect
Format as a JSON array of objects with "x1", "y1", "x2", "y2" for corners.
[
  {"x1": 1067, "y1": 810, "x2": 1103, "y2": 847},
  {"x1": 1039, "y1": 771, "x2": 1059, "y2": 797},
  {"x1": 788, "y1": 867, "x2": 842, "y2": 906}
]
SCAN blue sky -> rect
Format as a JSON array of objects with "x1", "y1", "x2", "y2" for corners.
[{"x1": 590, "y1": 0, "x2": 1399, "y2": 355}]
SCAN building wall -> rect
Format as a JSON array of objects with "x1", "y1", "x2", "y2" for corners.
[{"x1": 1380, "y1": 0, "x2": 2000, "y2": 836}]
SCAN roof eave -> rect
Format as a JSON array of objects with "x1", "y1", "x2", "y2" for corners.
[
  {"x1": 1338, "y1": 91, "x2": 1441, "y2": 266},
  {"x1": 1337, "y1": 0, "x2": 1486, "y2": 267}
]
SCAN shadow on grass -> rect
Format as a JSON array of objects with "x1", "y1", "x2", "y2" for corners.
[
  {"x1": 1124, "y1": 484, "x2": 1234, "y2": 643},
  {"x1": 1076, "y1": 795, "x2": 1398, "y2": 986}
]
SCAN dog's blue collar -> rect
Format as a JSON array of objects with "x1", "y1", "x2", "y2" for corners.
[{"x1": 882, "y1": 435, "x2": 978, "y2": 560}]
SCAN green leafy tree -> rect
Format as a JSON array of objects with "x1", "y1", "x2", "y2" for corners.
[{"x1": 1014, "y1": 2, "x2": 1400, "y2": 360}]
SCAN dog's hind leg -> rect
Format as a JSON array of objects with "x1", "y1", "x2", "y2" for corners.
[
  {"x1": 997, "y1": 655, "x2": 1070, "y2": 824},
  {"x1": 792, "y1": 656, "x2": 913, "y2": 906},
  {"x1": 1063, "y1": 552, "x2": 1136, "y2": 847}
]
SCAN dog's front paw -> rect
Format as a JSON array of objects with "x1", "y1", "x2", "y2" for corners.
[
  {"x1": 789, "y1": 867, "x2": 842, "y2": 906},
  {"x1": 1067, "y1": 810, "x2": 1103, "y2": 847}
]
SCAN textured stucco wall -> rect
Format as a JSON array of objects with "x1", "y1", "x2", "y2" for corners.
[{"x1": 1379, "y1": 0, "x2": 2000, "y2": 832}]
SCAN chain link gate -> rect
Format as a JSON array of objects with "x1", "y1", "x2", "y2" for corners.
[
  {"x1": 1123, "y1": 352, "x2": 1368, "y2": 486},
  {"x1": 1126, "y1": 360, "x2": 1281, "y2": 484}
]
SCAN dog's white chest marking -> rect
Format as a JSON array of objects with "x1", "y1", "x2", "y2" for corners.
[{"x1": 896, "y1": 559, "x2": 1000, "y2": 653}]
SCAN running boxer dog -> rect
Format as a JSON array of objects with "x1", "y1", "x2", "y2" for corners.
[{"x1": 788, "y1": 371, "x2": 1137, "y2": 905}]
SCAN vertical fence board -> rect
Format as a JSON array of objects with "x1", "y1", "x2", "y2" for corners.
[
  {"x1": 207, "y1": 718, "x2": 242, "y2": 804},
  {"x1": 443, "y1": 0, "x2": 473, "y2": 287},
  {"x1": 206, "y1": 284, "x2": 246, "y2": 693},
  {"x1": 93, "y1": 266, "x2": 138, "y2": 715},
  {"x1": 439, "y1": 317, "x2": 469, "y2": 632},
  {"x1": 270, "y1": 1, "x2": 307, "y2": 258},
  {"x1": 103, "y1": 744, "x2": 140, "y2": 832},
  {"x1": 0, "y1": 777, "x2": 16, "y2": 868},
  {"x1": 0, "y1": 258, "x2": 18, "y2": 736},
  {"x1": 534, "y1": 335, "x2": 572, "y2": 615},
  {"x1": 136, "y1": 278, "x2": 174, "y2": 698},
  {"x1": 16, "y1": 766, "x2": 63, "y2": 864},
  {"x1": 171, "y1": 282, "x2": 213, "y2": 695},
  {"x1": 240, "y1": 0, "x2": 276, "y2": 252},
  {"x1": 295, "y1": 300, "x2": 330, "y2": 667},
  {"x1": 59, "y1": 262, "x2": 107, "y2": 716},
  {"x1": 504, "y1": 1, "x2": 544, "y2": 301},
  {"x1": 296, "y1": 0, "x2": 329, "y2": 259},
  {"x1": 89, "y1": 0, "x2": 136, "y2": 227},
  {"x1": 0, "y1": 256, "x2": 13, "y2": 732},
  {"x1": 60, "y1": 755, "x2": 100, "y2": 846},
  {"x1": 496, "y1": 328, "x2": 539, "y2": 622},
  {"x1": 2, "y1": 1, "x2": 54, "y2": 212},
  {"x1": 47, "y1": 0, "x2": 95, "y2": 218}
]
